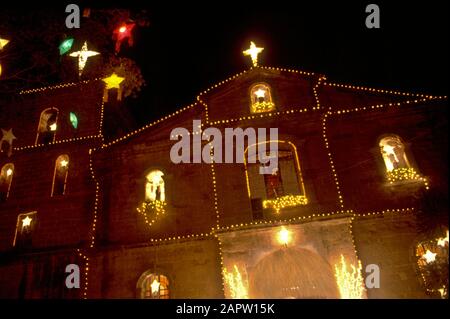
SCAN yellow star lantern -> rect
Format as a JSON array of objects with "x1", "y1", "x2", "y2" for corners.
[
  {"x1": 21, "y1": 216, "x2": 32, "y2": 229},
  {"x1": 102, "y1": 73, "x2": 125, "y2": 102},
  {"x1": 243, "y1": 41, "x2": 264, "y2": 67},
  {"x1": 69, "y1": 41, "x2": 100, "y2": 77},
  {"x1": 0, "y1": 38, "x2": 9, "y2": 50}
]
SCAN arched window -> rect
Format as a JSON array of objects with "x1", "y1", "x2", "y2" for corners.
[
  {"x1": 36, "y1": 108, "x2": 58, "y2": 145},
  {"x1": 250, "y1": 83, "x2": 275, "y2": 113},
  {"x1": 52, "y1": 155, "x2": 69, "y2": 196},
  {"x1": 0, "y1": 163, "x2": 14, "y2": 202},
  {"x1": 137, "y1": 272, "x2": 170, "y2": 299},
  {"x1": 145, "y1": 170, "x2": 165, "y2": 202},
  {"x1": 379, "y1": 135, "x2": 410, "y2": 172},
  {"x1": 13, "y1": 211, "x2": 37, "y2": 248},
  {"x1": 379, "y1": 135, "x2": 427, "y2": 185},
  {"x1": 245, "y1": 141, "x2": 307, "y2": 217}
]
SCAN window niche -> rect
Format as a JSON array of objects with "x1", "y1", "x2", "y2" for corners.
[
  {"x1": 379, "y1": 135, "x2": 428, "y2": 188},
  {"x1": 52, "y1": 155, "x2": 69, "y2": 196},
  {"x1": 0, "y1": 163, "x2": 14, "y2": 202},
  {"x1": 137, "y1": 272, "x2": 170, "y2": 299},
  {"x1": 245, "y1": 141, "x2": 308, "y2": 218},
  {"x1": 250, "y1": 83, "x2": 275, "y2": 113},
  {"x1": 13, "y1": 211, "x2": 37, "y2": 249},
  {"x1": 36, "y1": 108, "x2": 59, "y2": 145},
  {"x1": 137, "y1": 170, "x2": 167, "y2": 227}
]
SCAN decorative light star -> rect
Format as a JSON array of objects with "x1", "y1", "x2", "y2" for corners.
[
  {"x1": 243, "y1": 41, "x2": 264, "y2": 67},
  {"x1": 21, "y1": 216, "x2": 32, "y2": 229},
  {"x1": 6, "y1": 168, "x2": 13, "y2": 177},
  {"x1": 49, "y1": 123, "x2": 57, "y2": 131},
  {"x1": 69, "y1": 41, "x2": 100, "y2": 76},
  {"x1": 422, "y1": 250, "x2": 437, "y2": 263},
  {"x1": 150, "y1": 279, "x2": 160, "y2": 294},
  {"x1": 113, "y1": 22, "x2": 135, "y2": 53},
  {"x1": 0, "y1": 38, "x2": 9, "y2": 50},
  {"x1": 437, "y1": 230, "x2": 449, "y2": 247},
  {"x1": 60, "y1": 159, "x2": 68, "y2": 168},
  {"x1": 0, "y1": 128, "x2": 17, "y2": 157},
  {"x1": 254, "y1": 89, "x2": 266, "y2": 98},
  {"x1": 102, "y1": 73, "x2": 125, "y2": 102}
]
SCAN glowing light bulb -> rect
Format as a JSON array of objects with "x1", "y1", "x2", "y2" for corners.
[
  {"x1": 49, "y1": 123, "x2": 57, "y2": 131},
  {"x1": 277, "y1": 226, "x2": 291, "y2": 246},
  {"x1": 6, "y1": 168, "x2": 13, "y2": 177},
  {"x1": 119, "y1": 26, "x2": 126, "y2": 33}
]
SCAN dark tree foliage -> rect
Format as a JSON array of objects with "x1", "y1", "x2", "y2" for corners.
[{"x1": 0, "y1": 7, "x2": 148, "y2": 97}]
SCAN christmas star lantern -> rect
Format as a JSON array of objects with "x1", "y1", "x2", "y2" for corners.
[
  {"x1": 59, "y1": 38, "x2": 74, "y2": 55},
  {"x1": 69, "y1": 41, "x2": 100, "y2": 76},
  {"x1": 102, "y1": 73, "x2": 125, "y2": 102},
  {"x1": 0, "y1": 128, "x2": 17, "y2": 157},
  {"x1": 113, "y1": 22, "x2": 135, "y2": 53}
]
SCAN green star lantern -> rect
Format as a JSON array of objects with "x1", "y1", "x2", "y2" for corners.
[
  {"x1": 59, "y1": 38, "x2": 74, "y2": 55},
  {"x1": 69, "y1": 112, "x2": 78, "y2": 129}
]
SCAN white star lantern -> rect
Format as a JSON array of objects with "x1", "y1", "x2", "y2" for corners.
[
  {"x1": 254, "y1": 88, "x2": 266, "y2": 99},
  {"x1": 21, "y1": 216, "x2": 32, "y2": 229},
  {"x1": 422, "y1": 250, "x2": 437, "y2": 263},
  {"x1": 69, "y1": 41, "x2": 100, "y2": 76}
]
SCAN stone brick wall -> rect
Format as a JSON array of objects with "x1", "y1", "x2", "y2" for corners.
[{"x1": 88, "y1": 238, "x2": 223, "y2": 298}]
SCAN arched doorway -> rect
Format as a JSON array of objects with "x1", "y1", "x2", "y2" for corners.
[{"x1": 249, "y1": 247, "x2": 339, "y2": 298}]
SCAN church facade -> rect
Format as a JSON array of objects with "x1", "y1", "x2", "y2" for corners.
[{"x1": 0, "y1": 64, "x2": 447, "y2": 299}]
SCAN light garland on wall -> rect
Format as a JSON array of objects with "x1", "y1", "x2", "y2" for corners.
[
  {"x1": 12, "y1": 135, "x2": 101, "y2": 152},
  {"x1": 76, "y1": 248, "x2": 89, "y2": 299},
  {"x1": 101, "y1": 103, "x2": 197, "y2": 148},
  {"x1": 136, "y1": 200, "x2": 167, "y2": 228},
  {"x1": 262, "y1": 194, "x2": 308, "y2": 213},
  {"x1": 386, "y1": 167, "x2": 429, "y2": 189},
  {"x1": 334, "y1": 254, "x2": 366, "y2": 299},
  {"x1": 324, "y1": 81, "x2": 444, "y2": 99},
  {"x1": 312, "y1": 76, "x2": 326, "y2": 110},
  {"x1": 88, "y1": 148, "x2": 100, "y2": 249},
  {"x1": 322, "y1": 109, "x2": 344, "y2": 208}
]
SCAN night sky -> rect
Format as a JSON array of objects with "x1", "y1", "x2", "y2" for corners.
[
  {"x1": 3, "y1": 2, "x2": 449, "y2": 126},
  {"x1": 129, "y1": 2, "x2": 449, "y2": 125}
]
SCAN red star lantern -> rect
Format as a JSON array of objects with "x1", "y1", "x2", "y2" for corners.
[{"x1": 113, "y1": 22, "x2": 135, "y2": 53}]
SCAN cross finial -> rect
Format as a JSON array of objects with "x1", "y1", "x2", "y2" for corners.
[{"x1": 243, "y1": 41, "x2": 264, "y2": 67}]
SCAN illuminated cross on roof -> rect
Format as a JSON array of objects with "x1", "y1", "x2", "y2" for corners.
[{"x1": 243, "y1": 41, "x2": 264, "y2": 67}]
